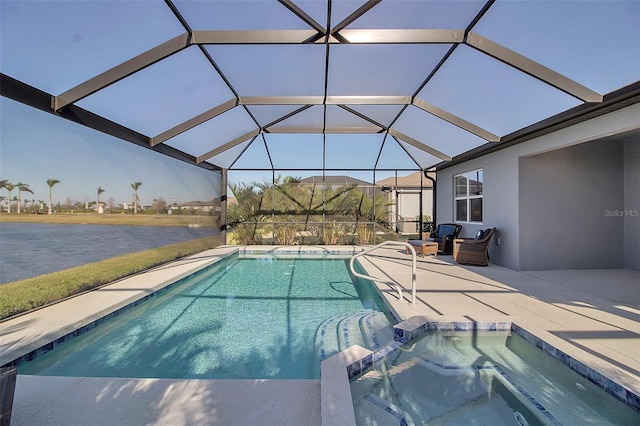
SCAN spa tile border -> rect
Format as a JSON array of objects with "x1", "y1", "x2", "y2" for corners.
[
  {"x1": 511, "y1": 323, "x2": 639, "y2": 411},
  {"x1": 343, "y1": 317, "x2": 639, "y2": 413}
]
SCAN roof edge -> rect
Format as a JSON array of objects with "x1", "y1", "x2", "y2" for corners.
[{"x1": 436, "y1": 80, "x2": 640, "y2": 171}]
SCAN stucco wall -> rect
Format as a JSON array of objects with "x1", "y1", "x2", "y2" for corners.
[
  {"x1": 519, "y1": 141, "x2": 624, "y2": 270},
  {"x1": 436, "y1": 103, "x2": 640, "y2": 271},
  {"x1": 436, "y1": 149, "x2": 520, "y2": 270},
  {"x1": 624, "y1": 136, "x2": 640, "y2": 269}
]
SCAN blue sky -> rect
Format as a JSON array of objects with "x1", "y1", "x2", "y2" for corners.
[
  {"x1": 1, "y1": 98, "x2": 220, "y2": 206},
  {"x1": 1, "y1": 1, "x2": 638, "y2": 204}
]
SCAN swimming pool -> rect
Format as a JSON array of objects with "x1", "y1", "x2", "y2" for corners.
[
  {"x1": 351, "y1": 330, "x2": 639, "y2": 425},
  {"x1": 17, "y1": 254, "x2": 393, "y2": 379}
]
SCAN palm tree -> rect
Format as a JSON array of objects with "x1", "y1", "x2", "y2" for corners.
[
  {"x1": 16, "y1": 182, "x2": 33, "y2": 214},
  {"x1": 0, "y1": 195, "x2": 5, "y2": 214},
  {"x1": 46, "y1": 179, "x2": 60, "y2": 215},
  {"x1": 131, "y1": 182, "x2": 142, "y2": 214},
  {"x1": 96, "y1": 186, "x2": 105, "y2": 214},
  {"x1": 0, "y1": 180, "x2": 7, "y2": 213},
  {"x1": 2, "y1": 181, "x2": 14, "y2": 213},
  {"x1": 227, "y1": 181, "x2": 270, "y2": 244}
]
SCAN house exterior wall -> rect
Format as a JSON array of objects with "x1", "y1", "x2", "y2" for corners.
[
  {"x1": 436, "y1": 152, "x2": 520, "y2": 269},
  {"x1": 624, "y1": 135, "x2": 640, "y2": 269},
  {"x1": 519, "y1": 141, "x2": 624, "y2": 270},
  {"x1": 436, "y1": 103, "x2": 640, "y2": 271}
]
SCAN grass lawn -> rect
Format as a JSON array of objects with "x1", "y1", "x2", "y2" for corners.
[
  {"x1": 0, "y1": 213, "x2": 216, "y2": 227},
  {"x1": 0, "y1": 236, "x2": 221, "y2": 321}
]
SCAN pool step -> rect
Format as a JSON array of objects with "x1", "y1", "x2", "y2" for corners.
[
  {"x1": 338, "y1": 310, "x2": 392, "y2": 353},
  {"x1": 315, "y1": 311, "x2": 354, "y2": 365},
  {"x1": 315, "y1": 310, "x2": 392, "y2": 365},
  {"x1": 361, "y1": 311, "x2": 394, "y2": 350}
]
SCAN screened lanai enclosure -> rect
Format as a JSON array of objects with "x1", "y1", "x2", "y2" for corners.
[{"x1": 2, "y1": 0, "x2": 639, "y2": 246}]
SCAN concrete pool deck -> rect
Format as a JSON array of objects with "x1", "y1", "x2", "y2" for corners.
[
  {"x1": 355, "y1": 247, "x2": 640, "y2": 396},
  {"x1": 1, "y1": 245, "x2": 638, "y2": 425}
]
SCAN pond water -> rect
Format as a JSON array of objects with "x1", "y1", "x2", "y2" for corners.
[{"x1": 0, "y1": 222, "x2": 215, "y2": 284}]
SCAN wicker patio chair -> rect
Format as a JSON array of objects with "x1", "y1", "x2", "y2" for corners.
[
  {"x1": 406, "y1": 223, "x2": 462, "y2": 256},
  {"x1": 427, "y1": 223, "x2": 463, "y2": 255},
  {"x1": 453, "y1": 228, "x2": 496, "y2": 266}
]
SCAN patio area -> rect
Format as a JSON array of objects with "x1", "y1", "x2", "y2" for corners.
[
  {"x1": 3, "y1": 246, "x2": 638, "y2": 425},
  {"x1": 1, "y1": 1, "x2": 638, "y2": 424},
  {"x1": 356, "y1": 247, "x2": 640, "y2": 395}
]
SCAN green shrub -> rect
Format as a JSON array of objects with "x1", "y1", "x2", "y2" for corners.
[{"x1": 0, "y1": 236, "x2": 220, "y2": 321}]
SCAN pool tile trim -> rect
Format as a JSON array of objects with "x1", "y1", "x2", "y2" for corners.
[
  {"x1": 511, "y1": 323, "x2": 640, "y2": 411},
  {"x1": 3, "y1": 249, "x2": 375, "y2": 372},
  {"x1": 241, "y1": 246, "x2": 364, "y2": 257},
  {"x1": 6, "y1": 246, "x2": 639, "y2": 421},
  {"x1": 339, "y1": 317, "x2": 639, "y2": 425},
  {"x1": 345, "y1": 331, "x2": 559, "y2": 425},
  {"x1": 1, "y1": 253, "x2": 238, "y2": 369}
]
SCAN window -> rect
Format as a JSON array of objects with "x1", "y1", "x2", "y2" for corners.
[{"x1": 454, "y1": 169, "x2": 483, "y2": 223}]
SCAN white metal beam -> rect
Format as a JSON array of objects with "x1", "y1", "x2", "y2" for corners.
[
  {"x1": 465, "y1": 32, "x2": 603, "y2": 103},
  {"x1": 338, "y1": 29, "x2": 464, "y2": 44},
  {"x1": 239, "y1": 96, "x2": 412, "y2": 105},
  {"x1": 412, "y1": 97, "x2": 500, "y2": 142},
  {"x1": 151, "y1": 98, "x2": 238, "y2": 147},
  {"x1": 388, "y1": 129, "x2": 452, "y2": 161},
  {"x1": 197, "y1": 129, "x2": 261, "y2": 163},
  {"x1": 239, "y1": 96, "x2": 323, "y2": 105},
  {"x1": 267, "y1": 126, "x2": 381, "y2": 133},
  {"x1": 326, "y1": 96, "x2": 411, "y2": 105},
  {"x1": 54, "y1": 34, "x2": 190, "y2": 110},
  {"x1": 191, "y1": 30, "x2": 319, "y2": 44}
]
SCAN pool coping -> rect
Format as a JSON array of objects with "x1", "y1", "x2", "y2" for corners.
[
  {"x1": 2, "y1": 246, "x2": 638, "y2": 425},
  {"x1": 1, "y1": 246, "x2": 365, "y2": 425},
  {"x1": 1, "y1": 245, "x2": 364, "y2": 368},
  {"x1": 0, "y1": 247, "x2": 239, "y2": 367},
  {"x1": 352, "y1": 251, "x2": 640, "y2": 411}
]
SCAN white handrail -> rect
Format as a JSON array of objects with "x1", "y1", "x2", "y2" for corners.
[{"x1": 349, "y1": 241, "x2": 417, "y2": 305}]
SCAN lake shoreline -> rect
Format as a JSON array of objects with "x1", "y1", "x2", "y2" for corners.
[
  {"x1": 0, "y1": 213, "x2": 216, "y2": 227},
  {"x1": 0, "y1": 222, "x2": 217, "y2": 283}
]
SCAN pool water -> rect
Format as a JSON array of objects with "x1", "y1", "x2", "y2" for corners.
[
  {"x1": 351, "y1": 332, "x2": 639, "y2": 425},
  {"x1": 18, "y1": 255, "x2": 392, "y2": 379}
]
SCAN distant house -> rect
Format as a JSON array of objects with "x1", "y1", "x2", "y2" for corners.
[
  {"x1": 298, "y1": 175, "x2": 376, "y2": 196},
  {"x1": 121, "y1": 202, "x2": 145, "y2": 211},
  {"x1": 376, "y1": 171, "x2": 434, "y2": 234},
  {"x1": 298, "y1": 175, "x2": 371, "y2": 187},
  {"x1": 295, "y1": 174, "x2": 433, "y2": 235},
  {"x1": 177, "y1": 201, "x2": 217, "y2": 212}
]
